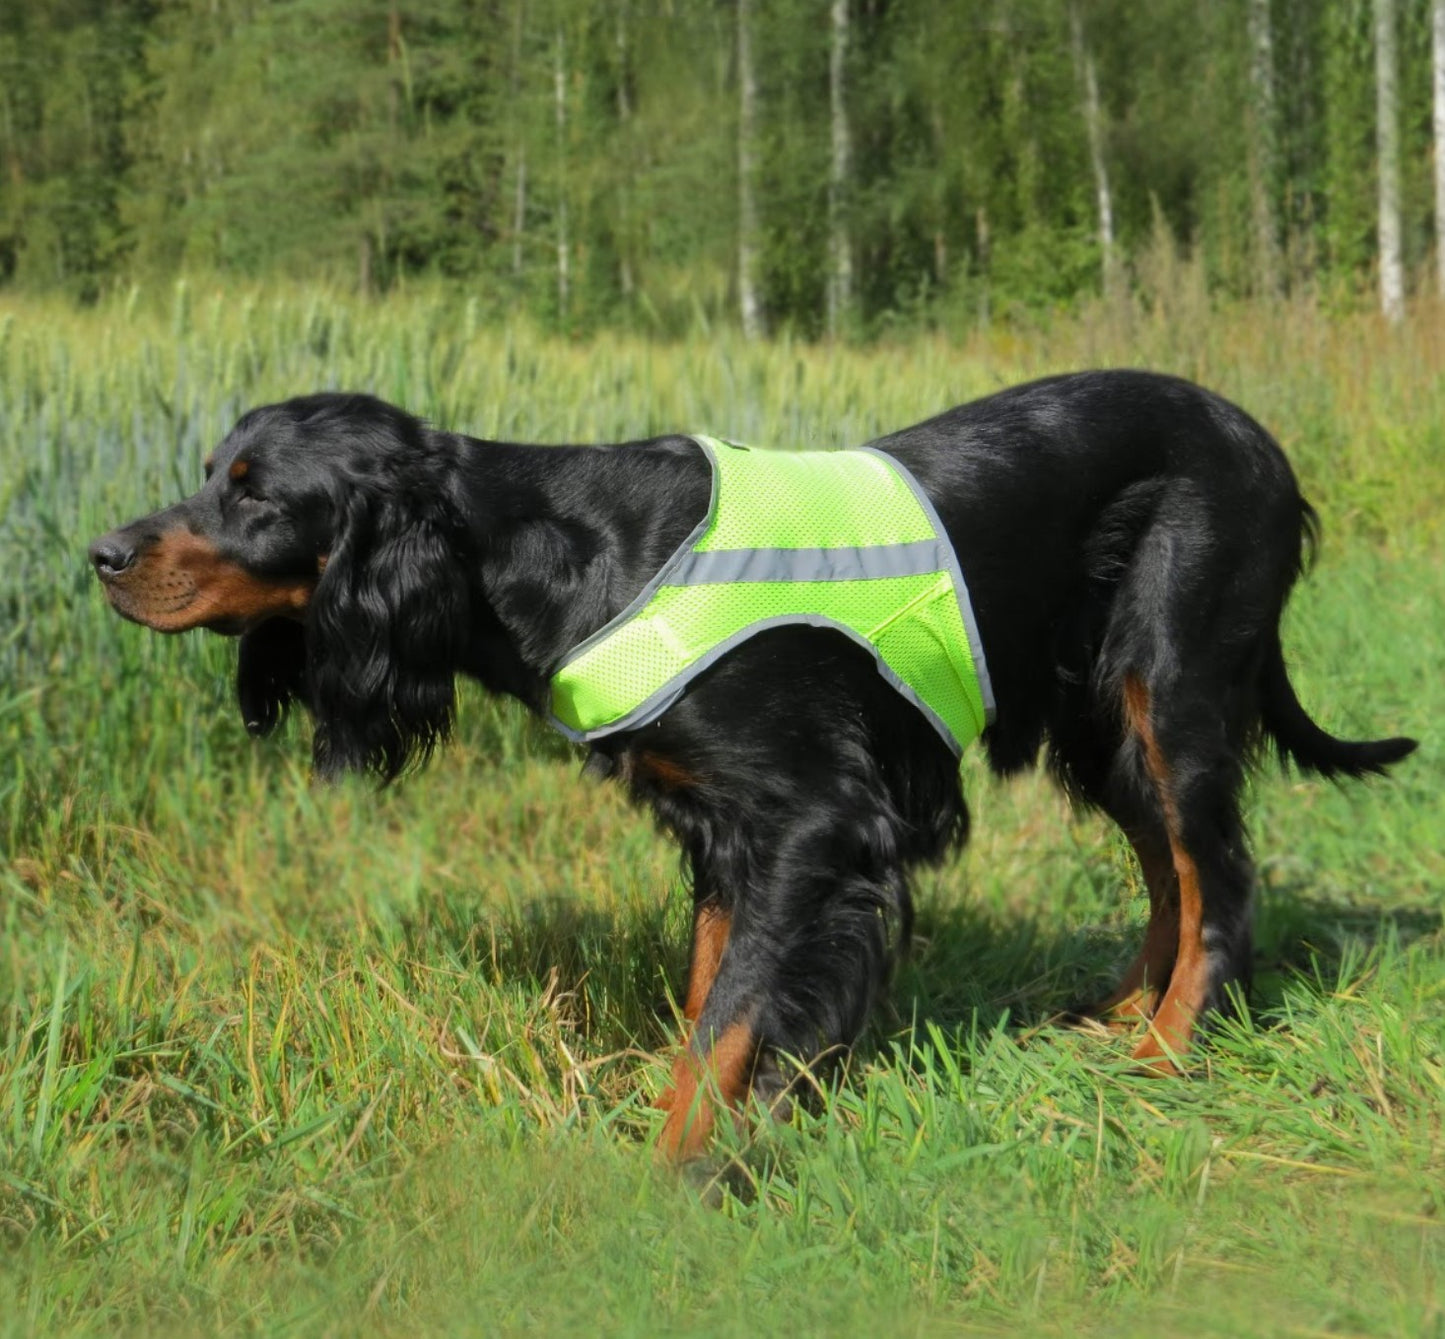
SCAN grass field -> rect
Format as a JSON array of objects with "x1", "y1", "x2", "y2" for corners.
[{"x1": 1, "y1": 287, "x2": 1442, "y2": 1336}]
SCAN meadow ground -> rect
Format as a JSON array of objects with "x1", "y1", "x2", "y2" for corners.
[{"x1": 1, "y1": 287, "x2": 1442, "y2": 1336}]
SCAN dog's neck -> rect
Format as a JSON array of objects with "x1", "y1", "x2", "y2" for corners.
[{"x1": 441, "y1": 431, "x2": 711, "y2": 711}]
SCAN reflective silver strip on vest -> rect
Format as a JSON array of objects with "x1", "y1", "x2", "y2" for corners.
[{"x1": 668, "y1": 538, "x2": 944, "y2": 586}]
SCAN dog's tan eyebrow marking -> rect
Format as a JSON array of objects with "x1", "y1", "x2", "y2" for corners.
[{"x1": 229, "y1": 459, "x2": 250, "y2": 481}]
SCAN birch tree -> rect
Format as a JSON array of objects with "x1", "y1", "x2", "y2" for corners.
[
  {"x1": 554, "y1": 26, "x2": 569, "y2": 322},
  {"x1": 1434, "y1": 0, "x2": 1445, "y2": 296},
  {"x1": 510, "y1": 0, "x2": 527, "y2": 283},
  {"x1": 1070, "y1": 4, "x2": 1117, "y2": 298},
  {"x1": 615, "y1": 2, "x2": 634, "y2": 303},
  {"x1": 1246, "y1": 0, "x2": 1280, "y2": 296},
  {"x1": 1375, "y1": 0, "x2": 1403, "y2": 325},
  {"x1": 737, "y1": 0, "x2": 763, "y2": 339},
  {"x1": 826, "y1": 0, "x2": 852, "y2": 337}
]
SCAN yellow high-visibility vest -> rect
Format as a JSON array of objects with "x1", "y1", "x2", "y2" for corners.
[{"x1": 548, "y1": 435, "x2": 994, "y2": 756}]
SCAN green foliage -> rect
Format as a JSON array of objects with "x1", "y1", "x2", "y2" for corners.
[
  {"x1": 3, "y1": 1, "x2": 1443, "y2": 331},
  {"x1": 0, "y1": 0, "x2": 146, "y2": 300},
  {"x1": 0, "y1": 291, "x2": 1442, "y2": 1332},
  {"x1": 1322, "y1": 0, "x2": 1377, "y2": 282}
]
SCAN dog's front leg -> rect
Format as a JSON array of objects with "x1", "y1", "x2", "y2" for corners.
[
  {"x1": 655, "y1": 811, "x2": 905, "y2": 1161},
  {"x1": 655, "y1": 903, "x2": 761, "y2": 1161},
  {"x1": 653, "y1": 895, "x2": 735, "y2": 1121}
]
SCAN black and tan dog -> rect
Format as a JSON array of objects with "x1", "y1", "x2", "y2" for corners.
[{"x1": 90, "y1": 371, "x2": 1416, "y2": 1159}]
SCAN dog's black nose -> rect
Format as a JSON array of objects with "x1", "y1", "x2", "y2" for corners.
[{"x1": 89, "y1": 535, "x2": 135, "y2": 580}]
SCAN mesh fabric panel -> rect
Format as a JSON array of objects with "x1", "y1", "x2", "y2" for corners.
[{"x1": 696, "y1": 442, "x2": 935, "y2": 551}]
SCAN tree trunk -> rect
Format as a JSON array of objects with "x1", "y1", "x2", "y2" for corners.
[
  {"x1": 359, "y1": 231, "x2": 374, "y2": 296},
  {"x1": 510, "y1": 0, "x2": 527, "y2": 283},
  {"x1": 513, "y1": 149, "x2": 527, "y2": 281},
  {"x1": 976, "y1": 205, "x2": 991, "y2": 326},
  {"x1": 1069, "y1": 5, "x2": 1117, "y2": 298},
  {"x1": 554, "y1": 29, "x2": 569, "y2": 323},
  {"x1": 1434, "y1": 0, "x2": 1445, "y2": 295},
  {"x1": 1246, "y1": 0, "x2": 1281, "y2": 296},
  {"x1": 737, "y1": 0, "x2": 763, "y2": 339},
  {"x1": 616, "y1": 4, "x2": 634, "y2": 303},
  {"x1": 387, "y1": 6, "x2": 402, "y2": 134},
  {"x1": 826, "y1": 0, "x2": 852, "y2": 338},
  {"x1": 2, "y1": 86, "x2": 23, "y2": 191},
  {"x1": 1375, "y1": 0, "x2": 1404, "y2": 325}
]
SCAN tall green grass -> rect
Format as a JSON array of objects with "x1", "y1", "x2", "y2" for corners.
[{"x1": 1, "y1": 288, "x2": 1441, "y2": 1336}]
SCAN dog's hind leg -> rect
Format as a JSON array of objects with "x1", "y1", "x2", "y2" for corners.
[
  {"x1": 1119, "y1": 673, "x2": 1254, "y2": 1069},
  {"x1": 1086, "y1": 823, "x2": 1179, "y2": 1026},
  {"x1": 1078, "y1": 472, "x2": 1274, "y2": 1066},
  {"x1": 1047, "y1": 690, "x2": 1179, "y2": 1026}
]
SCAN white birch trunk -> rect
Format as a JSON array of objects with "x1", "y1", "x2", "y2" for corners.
[
  {"x1": 737, "y1": 0, "x2": 763, "y2": 339},
  {"x1": 554, "y1": 30, "x2": 569, "y2": 322},
  {"x1": 1433, "y1": 0, "x2": 1445, "y2": 296},
  {"x1": 513, "y1": 150, "x2": 527, "y2": 281},
  {"x1": 1246, "y1": 0, "x2": 1280, "y2": 295},
  {"x1": 1376, "y1": 0, "x2": 1404, "y2": 325},
  {"x1": 827, "y1": 0, "x2": 853, "y2": 338},
  {"x1": 510, "y1": 0, "x2": 527, "y2": 281},
  {"x1": 1069, "y1": 6, "x2": 1117, "y2": 297},
  {"x1": 976, "y1": 205, "x2": 990, "y2": 326},
  {"x1": 616, "y1": 5, "x2": 633, "y2": 301}
]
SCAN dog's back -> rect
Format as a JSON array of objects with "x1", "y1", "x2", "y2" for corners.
[{"x1": 874, "y1": 371, "x2": 1320, "y2": 775}]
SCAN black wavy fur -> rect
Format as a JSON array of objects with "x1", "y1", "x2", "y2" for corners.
[{"x1": 92, "y1": 372, "x2": 1417, "y2": 1134}]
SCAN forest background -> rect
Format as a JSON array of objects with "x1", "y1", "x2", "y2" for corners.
[{"x1": 3, "y1": 0, "x2": 1442, "y2": 332}]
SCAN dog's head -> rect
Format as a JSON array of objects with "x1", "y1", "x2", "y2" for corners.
[{"x1": 89, "y1": 393, "x2": 469, "y2": 780}]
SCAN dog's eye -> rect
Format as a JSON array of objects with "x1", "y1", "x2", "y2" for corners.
[{"x1": 236, "y1": 487, "x2": 271, "y2": 508}]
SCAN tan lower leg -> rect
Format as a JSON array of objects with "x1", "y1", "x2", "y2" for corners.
[
  {"x1": 656, "y1": 1021, "x2": 756, "y2": 1161},
  {"x1": 655, "y1": 903, "x2": 733, "y2": 1117},
  {"x1": 1120, "y1": 674, "x2": 1209, "y2": 1069},
  {"x1": 683, "y1": 903, "x2": 730, "y2": 1024},
  {"x1": 1131, "y1": 845, "x2": 1207, "y2": 1068},
  {"x1": 1092, "y1": 836, "x2": 1179, "y2": 1026}
]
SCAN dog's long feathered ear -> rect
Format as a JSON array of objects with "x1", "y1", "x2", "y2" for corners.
[
  {"x1": 305, "y1": 495, "x2": 469, "y2": 782},
  {"x1": 237, "y1": 618, "x2": 310, "y2": 736}
]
